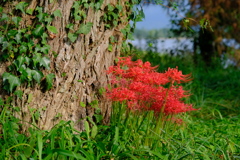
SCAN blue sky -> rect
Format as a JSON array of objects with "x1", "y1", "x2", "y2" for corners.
[{"x1": 135, "y1": 5, "x2": 171, "y2": 30}]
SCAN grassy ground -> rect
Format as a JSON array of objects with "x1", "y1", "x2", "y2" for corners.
[{"x1": 1, "y1": 51, "x2": 240, "y2": 159}]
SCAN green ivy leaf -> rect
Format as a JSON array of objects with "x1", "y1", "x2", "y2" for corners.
[
  {"x1": 40, "y1": 57, "x2": 51, "y2": 69},
  {"x1": 45, "y1": 73, "x2": 55, "y2": 90},
  {"x1": 112, "y1": 12, "x2": 118, "y2": 20},
  {"x1": 135, "y1": 8, "x2": 145, "y2": 22},
  {"x1": 83, "y1": 3, "x2": 89, "y2": 8},
  {"x1": 94, "y1": 2, "x2": 102, "y2": 10},
  {"x1": 15, "y1": 2, "x2": 28, "y2": 14},
  {"x1": 74, "y1": 12, "x2": 81, "y2": 21},
  {"x1": 53, "y1": 9, "x2": 62, "y2": 17},
  {"x1": 76, "y1": 22, "x2": 93, "y2": 35},
  {"x1": 12, "y1": 17, "x2": 22, "y2": 26},
  {"x1": 19, "y1": 68, "x2": 28, "y2": 82},
  {"x1": 27, "y1": 93, "x2": 33, "y2": 103},
  {"x1": 66, "y1": 23, "x2": 74, "y2": 30},
  {"x1": 34, "y1": 44, "x2": 42, "y2": 53},
  {"x1": 93, "y1": 114, "x2": 103, "y2": 124},
  {"x1": 13, "y1": 47, "x2": 18, "y2": 53},
  {"x1": 36, "y1": 6, "x2": 43, "y2": 13},
  {"x1": 0, "y1": 98, "x2": 4, "y2": 105},
  {"x1": 32, "y1": 25, "x2": 44, "y2": 38},
  {"x1": 108, "y1": 4, "x2": 114, "y2": 11},
  {"x1": 116, "y1": 5, "x2": 123, "y2": 12},
  {"x1": 80, "y1": 102, "x2": 86, "y2": 107},
  {"x1": 7, "y1": 30, "x2": 18, "y2": 38},
  {"x1": 113, "y1": 20, "x2": 117, "y2": 27},
  {"x1": 19, "y1": 43, "x2": 27, "y2": 53},
  {"x1": 108, "y1": 44, "x2": 113, "y2": 52},
  {"x1": 15, "y1": 31, "x2": 22, "y2": 44},
  {"x1": 2, "y1": 41, "x2": 8, "y2": 51},
  {"x1": 26, "y1": 8, "x2": 34, "y2": 15},
  {"x1": 0, "y1": 36, "x2": 4, "y2": 44},
  {"x1": 2, "y1": 72, "x2": 21, "y2": 93},
  {"x1": 26, "y1": 68, "x2": 33, "y2": 81},
  {"x1": 105, "y1": 24, "x2": 111, "y2": 29},
  {"x1": 41, "y1": 45, "x2": 50, "y2": 54},
  {"x1": 72, "y1": 1, "x2": 80, "y2": 10},
  {"x1": 47, "y1": 25, "x2": 58, "y2": 34},
  {"x1": 27, "y1": 40, "x2": 35, "y2": 53},
  {"x1": 89, "y1": 2, "x2": 94, "y2": 8},
  {"x1": 80, "y1": 11, "x2": 87, "y2": 19},
  {"x1": 14, "y1": 90, "x2": 23, "y2": 99},
  {"x1": 13, "y1": 56, "x2": 25, "y2": 71},
  {"x1": 36, "y1": 12, "x2": 43, "y2": 22},
  {"x1": 44, "y1": 16, "x2": 53, "y2": 24},
  {"x1": 32, "y1": 53, "x2": 42, "y2": 68},
  {"x1": 1, "y1": 13, "x2": 9, "y2": 21},
  {"x1": 68, "y1": 33, "x2": 78, "y2": 43},
  {"x1": 72, "y1": 2, "x2": 81, "y2": 20},
  {"x1": 35, "y1": 7, "x2": 49, "y2": 22},
  {"x1": 24, "y1": 33, "x2": 31, "y2": 41},
  {"x1": 41, "y1": 33, "x2": 48, "y2": 44},
  {"x1": 24, "y1": 56, "x2": 31, "y2": 65},
  {"x1": 31, "y1": 70, "x2": 43, "y2": 83},
  {"x1": 34, "y1": 110, "x2": 41, "y2": 120}
]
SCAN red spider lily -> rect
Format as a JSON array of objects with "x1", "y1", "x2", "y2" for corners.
[{"x1": 106, "y1": 57, "x2": 198, "y2": 115}]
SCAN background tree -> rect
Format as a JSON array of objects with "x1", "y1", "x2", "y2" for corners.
[
  {"x1": 133, "y1": 28, "x2": 148, "y2": 46},
  {"x1": 166, "y1": 0, "x2": 240, "y2": 65},
  {"x1": 0, "y1": 0, "x2": 142, "y2": 132}
]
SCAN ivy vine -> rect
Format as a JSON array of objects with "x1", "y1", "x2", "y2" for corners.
[{"x1": 0, "y1": 2, "x2": 58, "y2": 93}]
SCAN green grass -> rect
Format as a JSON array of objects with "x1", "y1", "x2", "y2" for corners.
[{"x1": 1, "y1": 51, "x2": 240, "y2": 159}]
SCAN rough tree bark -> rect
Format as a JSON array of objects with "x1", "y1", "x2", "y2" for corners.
[{"x1": 0, "y1": 0, "x2": 133, "y2": 131}]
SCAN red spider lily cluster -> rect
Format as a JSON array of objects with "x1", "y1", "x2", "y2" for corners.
[{"x1": 106, "y1": 57, "x2": 197, "y2": 115}]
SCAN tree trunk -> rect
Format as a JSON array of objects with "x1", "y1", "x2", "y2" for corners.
[
  {"x1": 0, "y1": 0, "x2": 133, "y2": 132},
  {"x1": 197, "y1": 29, "x2": 215, "y2": 65}
]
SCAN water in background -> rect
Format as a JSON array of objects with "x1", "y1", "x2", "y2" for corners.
[
  {"x1": 129, "y1": 38, "x2": 239, "y2": 68},
  {"x1": 129, "y1": 38, "x2": 194, "y2": 54}
]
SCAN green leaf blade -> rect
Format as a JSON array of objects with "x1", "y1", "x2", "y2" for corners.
[
  {"x1": 53, "y1": 9, "x2": 62, "y2": 17},
  {"x1": 2, "y1": 72, "x2": 21, "y2": 93},
  {"x1": 15, "y1": 2, "x2": 28, "y2": 14},
  {"x1": 40, "y1": 57, "x2": 51, "y2": 69},
  {"x1": 32, "y1": 25, "x2": 44, "y2": 38},
  {"x1": 45, "y1": 73, "x2": 55, "y2": 90},
  {"x1": 68, "y1": 33, "x2": 78, "y2": 43},
  {"x1": 31, "y1": 70, "x2": 43, "y2": 84},
  {"x1": 47, "y1": 25, "x2": 58, "y2": 34},
  {"x1": 76, "y1": 22, "x2": 93, "y2": 35}
]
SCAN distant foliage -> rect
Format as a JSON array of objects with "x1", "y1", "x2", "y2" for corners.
[{"x1": 133, "y1": 28, "x2": 175, "y2": 39}]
